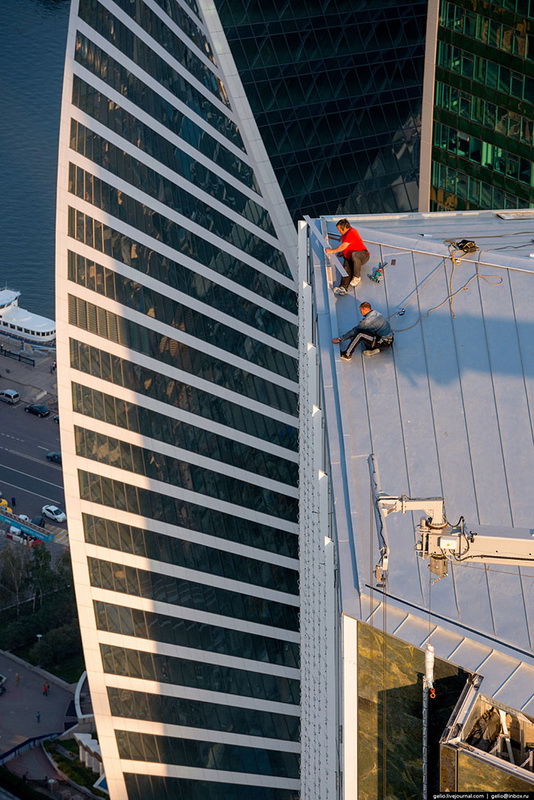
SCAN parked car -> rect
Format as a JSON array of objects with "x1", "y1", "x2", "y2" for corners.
[
  {"x1": 17, "y1": 514, "x2": 30, "y2": 522},
  {"x1": 52, "y1": 414, "x2": 59, "y2": 424},
  {"x1": 46, "y1": 452, "x2": 62, "y2": 464},
  {"x1": 41, "y1": 505, "x2": 66, "y2": 523},
  {"x1": 0, "y1": 389, "x2": 20, "y2": 404},
  {"x1": 31, "y1": 516, "x2": 46, "y2": 528},
  {"x1": 24, "y1": 404, "x2": 50, "y2": 417},
  {"x1": 0, "y1": 500, "x2": 13, "y2": 513}
]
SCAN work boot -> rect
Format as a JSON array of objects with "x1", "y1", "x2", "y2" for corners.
[
  {"x1": 363, "y1": 348, "x2": 380, "y2": 357},
  {"x1": 333, "y1": 286, "x2": 348, "y2": 296}
]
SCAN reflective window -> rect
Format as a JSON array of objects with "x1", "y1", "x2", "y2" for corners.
[
  {"x1": 108, "y1": 686, "x2": 299, "y2": 740},
  {"x1": 73, "y1": 384, "x2": 297, "y2": 486},
  {"x1": 68, "y1": 252, "x2": 297, "y2": 380},
  {"x1": 124, "y1": 773, "x2": 300, "y2": 800},
  {"x1": 69, "y1": 340, "x2": 298, "y2": 452},
  {"x1": 72, "y1": 79, "x2": 270, "y2": 229},
  {"x1": 101, "y1": 643, "x2": 299, "y2": 704},
  {"x1": 68, "y1": 207, "x2": 296, "y2": 318},
  {"x1": 70, "y1": 118, "x2": 277, "y2": 241},
  {"x1": 77, "y1": 0, "x2": 241, "y2": 145},
  {"x1": 73, "y1": 40, "x2": 258, "y2": 191},
  {"x1": 437, "y1": 41, "x2": 534, "y2": 102},
  {"x1": 149, "y1": 0, "x2": 212, "y2": 61},
  {"x1": 68, "y1": 293, "x2": 298, "y2": 416},
  {"x1": 84, "y1": 514, "x2": 298, "y2": 593},
  {"x1": 68, "y1": 164, "x2": 292, "y2": 281},
  {"x1": 94, "y1": 601, "x2": 300, "y2": 667},
  {"x1": 76, "y1": 427, "x2": 298, "y2": 522},
  {"x1": 115, "y1": 730, "x2": 299, "y2": 777},
  {"x1": 433, "y1": 122, "x2": 533, "y2": 184},
  {"x1": 111, "y1": 0, "x2": 216, "y2": 66},
  {"x1": 79, "y1": 470, "x2": 298, "y2": 558},
  {"x1": 89, "y1": 557, "x2": 299, "y2": 630}
]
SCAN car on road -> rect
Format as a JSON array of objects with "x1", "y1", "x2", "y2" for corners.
[
  {"x1": 0, "y1": 389, "x2": 20, "y2": 404},
  {"x1": 41, "y1": 505, "x2": 66, "y2": 523},
  {"x1": 46, "y1": 452, "x2": 62, "y2": 464},
  {"x1": 24, "y1": 404, "x2": 50, "y2": 417},
  {"x1": 52, "y1": 414, "x2": 59, "y2": 424},
  {"x1": 0, "y1": 500, "x2": 13, "y2": 513},
  {"x1": 31, "y1": 516, "x2": 46, "y2": 528}
]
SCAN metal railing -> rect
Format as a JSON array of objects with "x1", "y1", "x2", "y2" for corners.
[{"x1": 0, "y1": 511, "x2": 53, "y2": 542}]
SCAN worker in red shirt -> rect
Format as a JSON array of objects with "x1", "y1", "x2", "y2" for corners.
[{"x1": 325, "y1": 218, "x2": 370, "y2": 295}]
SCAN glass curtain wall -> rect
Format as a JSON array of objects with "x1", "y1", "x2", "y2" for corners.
[
  {"x1": 431, "y1": 0, "x2": 534, "y2": 210},
  {"x1": 56, "y1": 1, "x2": 299, "y2": 798},
  {"x1": 213, "y1": 0, "x2": 428, "y2": 217}
]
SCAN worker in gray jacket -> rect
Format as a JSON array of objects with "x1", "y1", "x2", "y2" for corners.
[{"x1": 332, "y1": 302, "x2": 394, "y2": 360}]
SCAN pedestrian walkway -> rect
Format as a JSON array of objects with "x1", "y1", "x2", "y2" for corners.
[
  {"x1": 0, "y1": 339, "x2": 57, "y2": 406},
  {"x1": 49, "y1": 526, "x2": 69, "y2": 547},
  {"x1": 0, "y1": 651, "x2": 74, "y2": 755}
]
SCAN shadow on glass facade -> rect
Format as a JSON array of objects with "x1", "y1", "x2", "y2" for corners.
[{"x1": 213, "y1": 0, "x2": 428, "y2": 217}]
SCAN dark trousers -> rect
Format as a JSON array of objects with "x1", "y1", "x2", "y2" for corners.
[
  {"x1": 343, "y1": 330, "x2": 394, "y2": 358},
  {"x1": 340, "y1": 250, "x2": 370, "y2": 290}
]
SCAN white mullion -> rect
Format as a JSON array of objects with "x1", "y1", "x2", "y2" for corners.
[
  {"x1": 66, "y1": 192, "x2": 298, "y2": 317},
  {"x1": 71, "y1": 45, "x2": 250, "y2": 166},
  {"x1": 74, "y1": 452, "x2": 299, "y2": 534},
  {"x1": 130, "y1": 0, "x2": 219, "y2": 74},
  {"x1": 94, "y1": 0, "x2": 236, "y2": 121},
  {"x1": 86, "y1": 543, "x2": 300, "y2": 605},
  {"x1": 117, "y1": 761, "x2": 300, "y2": 789},
  {"x1": 90, "y1": 586, "x2": 300, "y2": 642},
  {"x1": 68, "y1": 280, "x2": 299, "y2": 393},
  {"x1": 68, "y1": 146, "x2": 295, "y2": 288},
  {"x1": 79, "y1": 500, "x2": 299, "y2": 569},
  {"x1": 110, "y1": 716, "x2": 300, "y2": 752},
  {"x1": 104, "y1": 673, "x2": 300, "y2": 716},
  {"x1": 68, "y1": 138, "x2": 289, "y2": 255},
  {"x1": 73, "y1": 412, "x2": 298, "y2": 498},
  {"x1": 66, "y1": 323, "x2": 299, "y2": 427},
  {"x1": 70, "y1": 103, "x2": 274, "y2": 229},
  {"x1": 97, "y1": 630, "x2": 300, "y2": 679},
  {"x1": 69, "y1": 369, "x2": 298, "y2": 462},
  {"x1": 71, "y1": 62, "x2": 264, "y2": 203},
  {"x1": 67, "y1": 226, "x2": 298, "y2": 358}
]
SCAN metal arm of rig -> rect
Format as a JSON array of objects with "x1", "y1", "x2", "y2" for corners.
[{"x1": 376, "y1": 494, "x2": 534, "y2": 580}]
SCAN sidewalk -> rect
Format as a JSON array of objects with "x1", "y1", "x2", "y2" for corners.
[
  {"x1": 0, "y1": 339, "x2": 57, "y2": 406},
  {"x1": 0, "y1": 651, "x2": 74, "y2": 755}
]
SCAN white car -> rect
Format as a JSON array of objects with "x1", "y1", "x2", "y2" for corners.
[{"x1": 41, "y1": 505, "x2": 66, "y2": 523}]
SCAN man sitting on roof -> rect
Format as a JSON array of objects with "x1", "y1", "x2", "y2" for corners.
[
  {"x1": 325, "y1": 218, "x2": 370, "y2": 295},
  {"x1": 332, "y1": 302, "x2": 394, "y2": 360}
]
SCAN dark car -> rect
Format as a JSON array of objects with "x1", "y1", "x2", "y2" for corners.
[
  {"x1": 31, "y1": 516, "x2": 46, "y2": 528},
  {"x1": 52, "y1": 414, "x2": 59, "y2": 424},
  {"x1": 46, "y1": 452, "x2": 62, "y2": 464},
  {"x1": 24, "y1": 404, "x2": 50, "y2": 418}
]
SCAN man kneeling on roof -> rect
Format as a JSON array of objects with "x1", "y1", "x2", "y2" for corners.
[{"x1": 332, "y1": 302, "x2": 394, "y2": 360}]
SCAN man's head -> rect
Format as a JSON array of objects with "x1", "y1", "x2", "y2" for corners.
[
  {"x1": 336, "y1": 219, "x2": 351, "y2": 233},
  {"x1": 359, "y1": 302, "x2": 372, "y2": 315}
]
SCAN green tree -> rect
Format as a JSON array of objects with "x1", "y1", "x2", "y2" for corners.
[
  {"x1": 29, "y1": 622, "x2": 83, "y2": 669},
  {"x1": 0, "y1": 546, "x2": 30, "y2": 617},
  {"x1": 29, "y1": 545, "x2": 55, "y2": 611}
]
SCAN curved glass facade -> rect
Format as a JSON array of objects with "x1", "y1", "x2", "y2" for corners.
[{"x1": 57, "y1": 0, "x2": 299, "y2": 796}]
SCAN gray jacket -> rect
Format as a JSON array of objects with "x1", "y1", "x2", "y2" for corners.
[{"x1": 340, "y1": 309, "x2": 392, "y2": 342}]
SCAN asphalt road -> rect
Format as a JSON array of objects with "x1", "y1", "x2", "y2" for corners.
[{"x1": 0, "y1": 401, "x2": 65, "y2": 521}]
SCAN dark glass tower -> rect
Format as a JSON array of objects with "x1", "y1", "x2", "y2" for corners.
[
  {"x1": 430, "y1": 0, "x2": 534, "y2": 210},
  {"x1": 214, "y1": 0, "x2": 428, "y2": 218}
]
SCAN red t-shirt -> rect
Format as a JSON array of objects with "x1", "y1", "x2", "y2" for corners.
[{"x1": 341, "y1": 227, "x2": 366, "y2": 257}]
